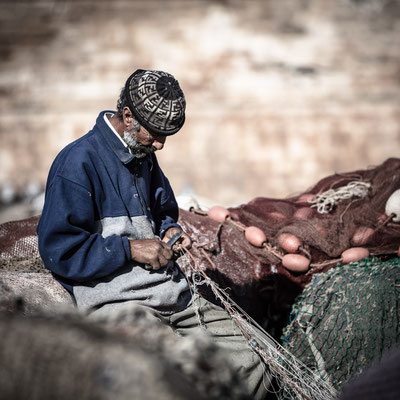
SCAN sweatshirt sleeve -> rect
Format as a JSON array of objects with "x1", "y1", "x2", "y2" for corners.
[
  {"x1": 149, "y1": 155, "x2": 182, "y2": 238},
  {"x1": 37, "y1": 176, "x2": 131, "y2": 283}
]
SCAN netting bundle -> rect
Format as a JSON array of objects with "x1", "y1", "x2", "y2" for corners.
[
  {"x1": 281, "y1": 256, "x2": 400, "y2": 391},
  {"x1": 226, "y1": 157, "x2": 400, "y2": 283}
]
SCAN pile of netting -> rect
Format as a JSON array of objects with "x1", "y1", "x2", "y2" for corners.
[
  {"x1": 176, "y1": 157, "x2": 400, "y2": 395},
  {"x1": 1, "y1": 158, "x2": 400, "y2": 399},
  {"x1": 176, "y1": 158, "x2": 400, "y2": 335},
  {"x1": 281, "y1": 256, "x2": 400, "y2": 391},
  {"x1": 225, "y1": 157, "x2": 400, "y2": 284}
]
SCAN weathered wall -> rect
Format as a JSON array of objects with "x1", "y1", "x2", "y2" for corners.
[{"x1": 0, "y1": 0, "x2": 399, "y2": 210}]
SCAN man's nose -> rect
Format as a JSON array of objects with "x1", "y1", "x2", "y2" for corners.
[{"x1": 153, "y1": 139, "x2": 165, "y2": 151}]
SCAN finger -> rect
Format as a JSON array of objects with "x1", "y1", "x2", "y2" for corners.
[
  {"x1": 160, "y1": 240, "x2": 172, "y2": 250},
  {"x1": 171, "y1": 243, "x2": 181, "y2": 252},
  {"x1": 161, "y1": 235, "x2": 169, "y2": 243},
  {"x1": 162, "y1": 228, "x2": 180, "y2": 243},
  {"x1": 159, "y1": 255, "x2": 170, "y2": 267},
  {"x1": 180, "y1": 235, "x2": 192, "y2": 249},
  {"x1": 162, "y1": 247, "x2": 173, "y2": 259},
  {"x1": 159, "y1": 241, "x2": 173, "y2": 253},
  {"x1": 151, "y1": 259, "x2": 161, "y2": 270}
]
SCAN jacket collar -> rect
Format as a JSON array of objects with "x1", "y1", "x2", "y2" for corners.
[{"x1": 96, "y1": 110, "x2": 143, "y2": 165}]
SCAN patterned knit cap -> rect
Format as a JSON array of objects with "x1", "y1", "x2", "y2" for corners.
[{"x1": 125, "y1": 69, "x2": 186, "y2": 136}]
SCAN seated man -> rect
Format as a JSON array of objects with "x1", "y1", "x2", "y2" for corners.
[{"x1": 37, "y1": 69, "x2": 272, "y2": 399}]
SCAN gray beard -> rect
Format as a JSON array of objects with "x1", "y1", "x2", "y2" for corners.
[{"x1": 123, "y1": 130, "x2": 156, "y2": 158}]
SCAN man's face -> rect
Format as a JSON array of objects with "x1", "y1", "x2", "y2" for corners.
[{"x1": 123, "y1": 123, "x2": 167, "y2": 158}]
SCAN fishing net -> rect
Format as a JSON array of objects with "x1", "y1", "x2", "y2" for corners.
[
  {"x1": 226, "y1": 157, "x2": 400, "y2": 284},
  {"x1": 281, "y1": 256, "x2": 400, "y2": 391},
  {"x1": 1, "y1": 158, "x2": 400, "y2": 400},
  {"x1": 0, "y1": 215, "x2": 45, "y2": 274},
  {"x1": 0, "y1": 215, "x2": 40, "y2": 260}
]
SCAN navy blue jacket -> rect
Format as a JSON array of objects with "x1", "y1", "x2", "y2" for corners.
[{"x1": 37, "y1": 111, "x2": 182, "y2": 292}]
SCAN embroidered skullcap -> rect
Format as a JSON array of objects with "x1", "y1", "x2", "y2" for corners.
[{"x1": 125, "y1": 69, "x2": 186, "y2": 136}]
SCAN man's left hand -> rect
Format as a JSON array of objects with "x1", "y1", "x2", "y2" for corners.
[{"x1": 163, "y1": 227, "x2": 192, "y2": 250}]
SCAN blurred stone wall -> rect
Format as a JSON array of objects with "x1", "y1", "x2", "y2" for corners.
[{"x1": 0, "y1": 0, "x2": 399, "y2": 209}]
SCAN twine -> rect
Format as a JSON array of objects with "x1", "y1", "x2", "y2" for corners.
[{"x1": 309, "y1": 181, "x2": 371, "y2": 214}]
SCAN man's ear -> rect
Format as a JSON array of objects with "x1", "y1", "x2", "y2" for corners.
[{"x1": 123, "y1": 107, "x2": 133, "y2": 126}]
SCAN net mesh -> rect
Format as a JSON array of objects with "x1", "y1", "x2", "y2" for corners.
[
  {"x1": 281, "y1": 256, "x2": 400, "y2": 391},
  {"x1": 0, "y1": 215, "x2": 40, "y2": 260}
]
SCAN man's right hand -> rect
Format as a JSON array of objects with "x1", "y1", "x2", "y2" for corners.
[{"x1": 129, "y1": 239, "x2": 173, "y2": 270}]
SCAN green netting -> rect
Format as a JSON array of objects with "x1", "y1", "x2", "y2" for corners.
[{"x1": 281, "y1": 257, "x2": 400, "y2": 391}]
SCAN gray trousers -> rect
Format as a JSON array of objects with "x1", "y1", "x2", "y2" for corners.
[{"x1": 91, "y1": 296, "x2": 273, "y2": 399}]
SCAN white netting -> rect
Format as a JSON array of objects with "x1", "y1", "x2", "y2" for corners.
[{"x1": 309, "y1": 181, "x2": 371, "y2": 214}]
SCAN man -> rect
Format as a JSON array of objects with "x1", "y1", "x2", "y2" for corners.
[{"x1": 38, "y1": 69, "x2": 271, "y2": 399}]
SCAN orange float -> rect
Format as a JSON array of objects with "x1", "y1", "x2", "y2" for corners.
[
  {"x1": 208, "y1": 206, "x2": 230, "y2": 223},
  {"x1": 245, "y1": 226, "x2": 267, "y2": 247},
  {"x1": 341, "y1": 247, "x2": 370, "y2": 264},
  {"x1": 282, "y1": 254, "x2": 310, "y2": 272},
  {"x1": 293, "y1": 207, "x2": 314, "y2": 220},
  {"x1": 351, "y1": 226, "x2": 375, "y2": 246},
  {"x1": 278, "y1": 233, "x2": 301, "y2": 253}
]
